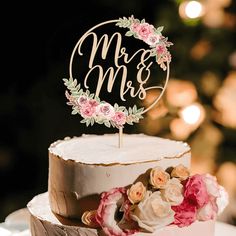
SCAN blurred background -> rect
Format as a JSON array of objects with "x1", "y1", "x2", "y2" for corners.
[{"x1": 1, "y1": 0, "x2": 236, "y2": 227}]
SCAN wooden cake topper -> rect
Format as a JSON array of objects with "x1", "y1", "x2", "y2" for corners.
[{"x1": 63, "y1": 16, "x2": 173, "y2": 146}]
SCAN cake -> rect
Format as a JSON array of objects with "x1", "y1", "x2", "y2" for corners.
[
  {"x1": 27, "y1": 133, "x2": 228, "y2": 236},
  {"x1": 27, "y1": 15, "x2": 228, "y2": 236}
]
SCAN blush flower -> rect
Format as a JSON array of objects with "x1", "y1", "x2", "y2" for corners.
[
  {"x1": 216, "y1": 185, "x2": 229, "y2": 215},
  {"x1": 77, "y1": 95, "x2": 88, "y2": 106},
  {"x1": 95, "y1": 188, "x2": 137, "y2": 236},
  {"x1": 171, "y1": 164, "x2": 190, "y2": 181},
  {"x1": 136, "y1": 23, "x2": 154, "y2": 41},
  {"x1": 162, "y1": 178, "x2": 184, "y2": 206},
  {"x1": 172, "y1": 199, "x2": 197, "y2": 227},
  {"x1": 131, "y1": 191, "x2": 175, "y2": 232},
  {"x1": 203, "y1": 174, "x2": 220, "y2": 198},
  {"x1": 112, "y1": 111, "x2": 126, "y2": 127},
  {"x1": 150, "y1": 166, "x2": 170, "y2": 189},
  {"x1": 127, "y1": 182, "x2": 146, "y2": 204},
  {"x1": 96, "y1": 103, "x2": 115, "y2": 119},
  {"x1": 197, "y1": 201, "x2": 218, "y2": 221},
  {"x1": 80, "y1": 102, "x2": 97, "y2": 118},
  {"x1": 145, "y1": 34, "x2": 160, "y2": 46}
]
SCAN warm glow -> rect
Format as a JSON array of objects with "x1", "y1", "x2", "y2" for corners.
[
  {"x1": 185, "y1": 1, "x2": 203, "y2": 19},
  {"x1": 179, "y1": 1, "x2": 204, "y2": 20},
  {"x1": 181, "y1": 104, "x2": 201, "y2": 125}
]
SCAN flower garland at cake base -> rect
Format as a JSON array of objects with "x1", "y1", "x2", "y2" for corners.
[{"x1": 81, "y1": 164, "x2": 228, "y2": 236}]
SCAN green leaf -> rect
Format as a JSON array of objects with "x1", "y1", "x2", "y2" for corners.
[
  {"x1": 129, "y1": 107, "x2": 133, "y2": 114},
  {"x1": 71, "y1": 109, "x2": 78, "y2": 115},
  {"x1": 86, "y1": 119, "x2": 91, "y2": 127},
  {"x1": 156, "y1": 26, "x2": 164, "y2": 33},
  {"x1": 104, "y1": 121, "x2": 111, "y2": 128},
  {"x1": 125, "y1": 31, "x2": 133, "y2": 37},
  {"x1": 133, "y1": 105, "x2": 137, "y2": 113},
  {"x1": 80, "y1": 119, "x2": 87, "y2": 123}
]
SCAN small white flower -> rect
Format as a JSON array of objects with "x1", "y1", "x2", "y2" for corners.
[
  {"x1": 162, "y1": 178, "x2": 184, "y2": 206},
  {"x1": 131, "y1": 191, "x2": 175, "y2": 232}
]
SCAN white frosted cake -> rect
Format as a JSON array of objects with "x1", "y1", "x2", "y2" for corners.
[{"x1": 27, "y1": 133, "x2": 228, "y2": 236}]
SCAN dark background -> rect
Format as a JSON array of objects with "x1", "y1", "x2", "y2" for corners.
[{"x1": 1, "y1": 0, "x2": 236, "y2": 225}]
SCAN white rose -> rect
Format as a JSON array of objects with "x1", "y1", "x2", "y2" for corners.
[
  {"x1": 131, "y1": 191, "x2": 175, "y2": 232},
  {"x1": 162, "y1": 178, "x2": 184, "y2": 206},
  {"x1": 203, "y1": 174, "x2": 220, "y2": 198},
  {"x1": 216, "y1": 185, "x2": 229, "y2": 215}
]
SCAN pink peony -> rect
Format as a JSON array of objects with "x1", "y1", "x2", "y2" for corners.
[
  {"x1": 172, "y1": 199, "x2": 197, "y2": 227},
  {"x1": 136, "y1": 23, "x2": 154, "y2": 41},
  {"x1": 183, "y1": 174, "x2": 209, "y2": 208},
  {"x1": 96, "y1": 188, "x2": 138, "y2": 236},
  {"x1": 111, "y1": 111, "x2": 126, "y2": 127}
]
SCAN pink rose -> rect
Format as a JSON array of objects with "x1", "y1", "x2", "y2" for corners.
[
  {"x1": 130, "y1": 22, "x2": 140, "y2": 33},
  {"x1": 96, "y1": 188, "x2": 138, "y2": 236},
  {"x1": 172, "y1": 200, "x2": 197, "y2": 227},
  {"x1": 184, "y1": 174, "x2": 209, "y2": 208},
  {"x1": 112, "y1": 111, "x2": 126, "y2": 127},
  {"x1": 197, "y1": 201, "x2": 218, "y2": 221},
  {"x1": 156, "y1": 44, "x2": 166, "y2": 55},
  {"x1": 136, "y1": 23, "x2": 154, "y2": 41},
  {"x1": 79, "y1": 99, "x2": 99, "y2": 118},
  {"x1": 88, "y1": 99, "x2": 99, "y2": 107},
  {"x1": 80, "y1": 102, "x2": 97, "y2": 118}
]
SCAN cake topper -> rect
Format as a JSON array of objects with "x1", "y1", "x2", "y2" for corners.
[{"x1": 63, "y1": 15, "x2": 173, "y2": 146}]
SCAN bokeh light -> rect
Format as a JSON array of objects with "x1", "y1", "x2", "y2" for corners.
[
  {"x1": 180, "y1": 104, "x2": 201, "y2": 125},
  {"x1": 179, "y1": 0, "x2": 204, "y2": 20}
]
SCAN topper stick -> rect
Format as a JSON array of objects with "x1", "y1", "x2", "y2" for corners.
[{"x1": 119, "y1": 127, "x2": 123, "y2": 148}]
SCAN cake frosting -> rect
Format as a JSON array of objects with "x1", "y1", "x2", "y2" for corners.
[
  {"x1": 49, "y1": 134, "x2": 190, "y2": 164},
  {"x1": 48, "y1": 134, "x2": 191, "y2": 219}
]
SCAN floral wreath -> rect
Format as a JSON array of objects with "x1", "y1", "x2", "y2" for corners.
[{"x1": 63, "y1": 16, "x2": 173, "y2": 129}]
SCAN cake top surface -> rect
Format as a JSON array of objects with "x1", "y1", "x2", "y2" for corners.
[{"x1": 49, "y1": 133, "x2": 190, "y2": 165}]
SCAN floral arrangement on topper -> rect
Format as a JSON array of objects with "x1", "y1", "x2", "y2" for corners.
[
  {"x1": 81, "y1": 164, "x2": 228, "y2": 236},
  {"x1": 63, "y1": 15, "x2": 173, "y2": 129}
]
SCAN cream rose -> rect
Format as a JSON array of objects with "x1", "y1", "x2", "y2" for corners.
[
  {"x1": 127, "y1": 182, "x2": 146, "y2": 204},
  {"x1": 171, "y1": 164, "x2": 190, "y2": 181},
  {"x1": 150, "y1": 166, "x2": 170, "y2": 189},
  {"x1": 131, "y1": 191, "x2": 175, "y2": 232},
  {"x1": 162, "y1": 178, "x2": 184, "y2": 206}
]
